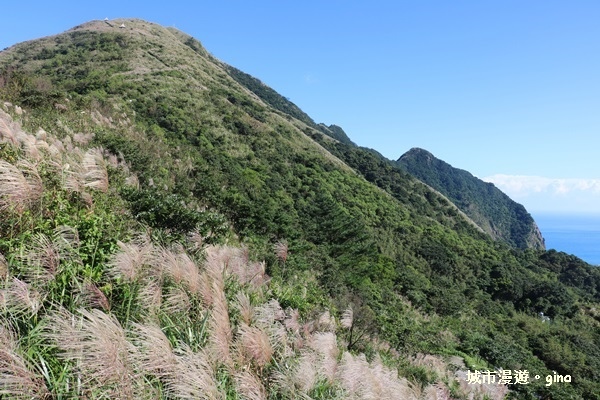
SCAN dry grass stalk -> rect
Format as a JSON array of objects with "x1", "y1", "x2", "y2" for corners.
[
  {"x1": 129, "y1": 322, "x2": 177, "y2": 380},
  {"x1": 285, "y1": 352, "x2": 318, "y2": 394},
  {"x1": 208, "y1": 279, "x2": 232, "y2": 367},
  {"x1": 253, "y1": 299, "x2": 287, "y2": 353},
  {"x1": 309, "y1": 332, "x2": 339, "y2": 382},
  {"x1": 0, "y1": 159, "x2": 43, "y2": 213},
  {"x1": 0, "y1": 111, "x2": 18, "y2": 146},
  {"x1": 273, "y1": 240, "x2": 288, "y2": 263},
  {"x1": 234, "y1": 370, "x2": 266, "y2": 400},
  {"x1": 54, "y1": 225, "x2": 80, "y2": 249},
  {"x1": 454, "y1": 369, "x2": 509, "y2": 400},
  {"x1": 236, "y1": 323, "x2": 273, "y2": 368},
  {"x1": 4, "y1": 278, "x2": 43, "y2": 316},
  {"x1": 158, "y1": 247, "x2": 201, "y2": 294},
  {"x1": 45, "y1": 308, "x2": 138, "y2": 399},
  {"x1": 341, "y1": 307, "x2": 353, "y2": 329},
  {"x1": 247, "y1": 261, "x2": 268, "y2": 287},
  {"x1": 168, "y1": 346, "x2": 223, "y2": 400},
  {"x1": 410, "y1": 353, "x2": 449, "y2": 381},
  {"x1": 108, "y1": 240, "x2": 153, "y2": 283},
  {"x1": 186, "y1": 230, "x2": 204, "y2": 253},
  {"x1": 235, "y1": 291, "x2": 253, "y2": 325},
  {"x1": 73, "y1": 132, "x2": 95, "y2": 146},
  {"x1": 78, "y1": 282, "x2": 111, "y2": 311},
  {"x1": 125, "y1": 173, "x2": 140, "y2": 189},
  {"x1": 284, "y1": 308, "x2": 300, "y2": 333},
  {"x1": 19, "y1": 227, "x2": 80, "y2": 285},
  {"x1": 138, "y1": 279, "x2": 163, "y2": 315},
  {"x1": 422, "y1": 382, "x2": 452, "y2": 400},
  {"x1": 0, "y1": 323, "x2": 50, "y2": 399},
  {"x1": 204, "y1": 245, "x2": 248, "y2": 282},
  {"x1": 254, "y1": 299, "x2": 285, "y2": 327},
  {"x1": 62, "y1": 162, "x2": 84, "y2": 194},
  {"x1": 337, "y1": 352, "x2": 416, "y2": 400},
  {"x1": 317, "y1": 310, "x2": 336, "y2": 332},
  {"x1": 0, "y1": 253, "x2": 8, "y2": 279},
  {"x1": 199, "y1": 271, "x2": 214, "y2": 307},
  {"x1": 162, "y1": 286, "x2": 191, "y2": 315},
  {"x1": 21, "y1": 233, "x2": 60, "y2": 284},
  {"x1": 82, "y1": 147, "x2": 109, "y2": 192}
]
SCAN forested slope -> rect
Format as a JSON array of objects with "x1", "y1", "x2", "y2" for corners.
[
  {"x1": 0, "y1": 19, "x2": 599, "y2": 399},
  {"x1": 397, "y1": 147, "x2": 545, "y2": 250}
]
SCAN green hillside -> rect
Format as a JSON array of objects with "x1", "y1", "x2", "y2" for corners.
[
  {"x1": 1, "y1": 19, "x2": 599, "y2": 399},
  {"x1": 396, "y1": 148, "x2": 545, "y2": 250}
]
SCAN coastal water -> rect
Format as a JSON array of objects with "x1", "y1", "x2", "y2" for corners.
[{"x1": 532, "y1": 213, "x2": 600, "y2": 266}]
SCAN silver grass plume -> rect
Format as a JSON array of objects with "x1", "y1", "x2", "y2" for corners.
[
  {"x1": 45, "y1": 308, "x2": 138, "y2": 399},
  {"x1": 82, "y1": 147, "x2": 109, "y2": 192},
  {"x1": 0, "y1": 322, "x2": 50, "y2": 399},
  {"x1": 108, "y1": 238, "x2": 153, "y2": 283},
  {"x1": 4, "y1": 278, "x2": 43, "y2": 317},
  {"x1": 168, "y1": 345, "x2": 223, "y2": 400},
  {"x1": 236, "y1": 323, "x2": 273, "y2": 368},
  {"x1": 0, "y1": 159, "x2": 43, "y2": 213},
  {"x1": 234, "y1": 370, "x2": 266, "y2": 400}
]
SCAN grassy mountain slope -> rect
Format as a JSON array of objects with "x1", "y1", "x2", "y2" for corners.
[
  {"x1": 1, "y1": 19, "x2": 600, "y2": 399},
  {"x1": 397, "y1": 148, "x2": 545, "y2": 250}
]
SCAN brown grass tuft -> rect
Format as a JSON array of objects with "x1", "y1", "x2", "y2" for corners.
[
  {"x1": 108, "y1": 239, "x2": 153, "y2": 283},
  {"x1": 273, "y1": 240, "x2": 288, "y2": 263},
  {"x1": 236, "y1": 323, "x2": 273, "y2": 368},
  {"x1": 168, "y1": 346, "x2": 223, "y2": 400},
  {"x1": 0, "y1": 323, "x2": 50, "y2": 399},
  {"x1": 337, "y1": 352, "x2": 417, "y2": 400},
  {"x1": 235, "y1": 291, "x2": 253, "y2": 325},
  {"x1": 0, "y1": 159, "x2": 43, "y2": 213},
  {"x1": 157, "y1": 247, "x2": 201, "y2": 294},
  {"x1": 82, "y1": 147, "x2": 109, "y2": 192},
  {"x1": 4, "y1": 278, "x2": 43, "y2": 317},
  {"x1": 77, "y1": 282, "x2": 111, "y2": 311},
  {"x1": 234, "y1": 370, "x2": 266, "y2": 400},
  {"x1": 45, "y1": 308, "x2": 138, "y2": 399},
  {"x1": 208, "y1": 278, "x2": 232, "y2": 367},
  {"x1": 0, "y1": 252, "x2": 7, "y2": 279}
]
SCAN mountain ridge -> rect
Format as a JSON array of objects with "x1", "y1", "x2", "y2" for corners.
[
  {"x1": 397, "y1": 147, "x2": 545, "y2": 250},
  {"x1": 1, "y1": 19, "x2": 599, "y2": 398}
]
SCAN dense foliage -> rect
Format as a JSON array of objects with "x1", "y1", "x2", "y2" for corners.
[
  {"x1": 1, "y1": 19, "x2": 600, "y2": 399},
  {"x1": 397, "y1": 148, "x2": 545, "y2": 250}
]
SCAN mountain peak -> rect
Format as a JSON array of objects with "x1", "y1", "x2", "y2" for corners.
[{"x1": 397, "y1": 147, "x2": 545, "y2": 249}]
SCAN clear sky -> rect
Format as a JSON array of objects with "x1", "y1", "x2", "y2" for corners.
[{"x1": 2, "y1": 1, "x2": 600, "y2": 213}]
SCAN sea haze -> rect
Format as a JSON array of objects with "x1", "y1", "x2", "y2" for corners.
[{"x1": 533, "y1": 213, "x2": 600, "y2": 266}]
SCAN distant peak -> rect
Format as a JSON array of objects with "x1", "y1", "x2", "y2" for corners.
[{"x1": 397, "y1": 147, "x2": 436, "y2": 162}]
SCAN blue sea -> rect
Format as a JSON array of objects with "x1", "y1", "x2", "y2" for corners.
[{"x1": 532, "y1": 213, "x2": 600, "y2": 266}]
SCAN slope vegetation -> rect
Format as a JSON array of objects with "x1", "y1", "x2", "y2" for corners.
[
  {"x1": 1, "y1": 19, "x2": 599, "y2": 399},
  {"x1": 397, "y1": 147, "x2": 545, "y2": 250}
]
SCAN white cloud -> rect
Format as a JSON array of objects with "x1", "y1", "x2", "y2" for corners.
[
  {"x1": 483, "y1": 175, "x2": 600, "y2": 196},
  {"x1": 482, "y1": 174, "x2": 600, "y2": 214},
  {"x1": 304, "y1": 73, "x2": 319, "y2": 84}
]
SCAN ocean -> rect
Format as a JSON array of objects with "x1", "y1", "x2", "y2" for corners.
[{"x1": 532, "y1": 213, "x2": 600, "y2": 266}]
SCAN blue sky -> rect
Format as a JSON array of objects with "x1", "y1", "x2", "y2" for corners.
[{"x1": 2, "y1": 1, "x2": 600, "y2": 213}]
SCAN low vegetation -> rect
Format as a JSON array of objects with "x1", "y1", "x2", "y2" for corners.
[{"x1": 0, "y1": 19, "x2": 599, "y2": 399}]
